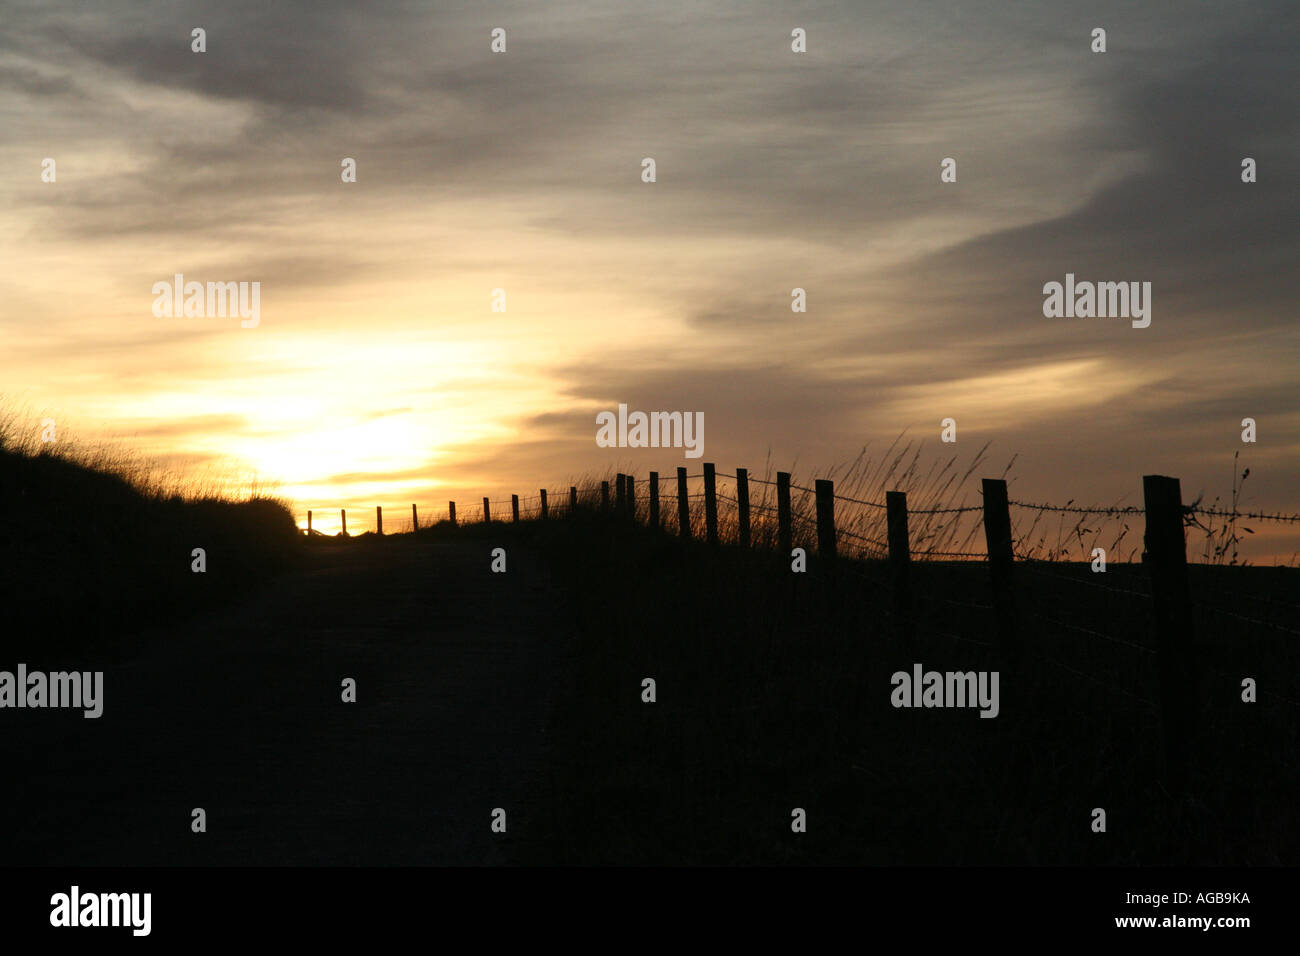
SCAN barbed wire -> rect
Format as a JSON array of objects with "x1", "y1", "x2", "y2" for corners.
[
  {"x1": 1009, "y1": 497, "x2": 1300, "y2": 524},
  {"x1": 1202, "y1": 587, "x2": 1300, "y2": 615},
  {"x1": 833, "y1": 492, "x2": 888, "y2": 510},
  {"x1": 1193, "y1": 602, "x2": 1300, "y2": 637},
  {"x1": 1018, "y1": 562, "x2": 1150, "y2": 599},
  {"x1": 1021, "y1": 607, "x2": 1156, "y2": 656},
  {"x1": 1188, "y1": 506, "x2": 1300, "y2": 523},
  {"x1": 1031, "y1": 653, "x2": 1158, "y2": 709},
  {"x1": 914, "y1": 619, "x2": 995, "y2": 648},
  {"x1": 301, "y1": 475, "x2": 1300, "y2": 587},
  {"x1": 308, "y1": 482, "x2": 1299, "y2": 526},
  {"x1": 1260, "y1": 689, "x2": 1300, "y2": 709},
  {"x1": 838, "y1": 528, "x2": 888, "y2": 550},
  {"x1": 1010, "y1": 499, "x2": 1143, "y2": 516},
  {"x1": 933, "y1": 594, "x2": 993, "y2": 612}
]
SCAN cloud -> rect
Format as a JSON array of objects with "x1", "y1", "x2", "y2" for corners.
[{"x1": 1, "y1": 0, "x2": 1296, "y2": 556}]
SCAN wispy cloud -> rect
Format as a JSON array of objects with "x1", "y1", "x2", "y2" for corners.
[{"x1": 2, "y1": 0, "x2": 1296, "y2": 554}]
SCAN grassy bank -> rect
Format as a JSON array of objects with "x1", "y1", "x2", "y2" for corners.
[{"x1": 0, "y1": 437, "x2": 298, "y2": 645}]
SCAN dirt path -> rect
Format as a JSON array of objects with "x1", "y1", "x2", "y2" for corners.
[{"x1": 1, "y1": 532, "x2": 569, "y2": 865}]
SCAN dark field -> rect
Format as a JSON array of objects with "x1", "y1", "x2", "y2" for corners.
[{"x1": 3, "y1": 500, "x2": 1297, "y2": 865}]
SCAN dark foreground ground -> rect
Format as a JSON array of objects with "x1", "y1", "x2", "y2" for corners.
[
  {"x1": 1, "y1": 528, "x2": 563, "y2": 865},
  {"x1": 2, "y1": 515, "x2": 1297, "y2": 865}
]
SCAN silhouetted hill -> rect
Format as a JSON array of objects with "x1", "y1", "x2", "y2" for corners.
[
  {"x1": 0, "y1": 446, "x2": 298, "y2": 642},
  {"x1": 1, "y1": 469, "x2": 1295, "y2": 864}
]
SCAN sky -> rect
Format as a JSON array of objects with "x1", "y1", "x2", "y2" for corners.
[{"x1": 2, "y1": 0, "x2": 1297, "y2": 556}]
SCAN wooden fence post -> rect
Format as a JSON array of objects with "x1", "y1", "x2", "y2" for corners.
[
  {"x1": 703, "y1": 463, "x2": 718, "y2": 545},
  {"x1": 512, "y1": 494, "x2": 520, "y2": 522},
  {"x1": 677, "y1": 467, "x2": 691, "y2": 539},
  {"x1": 412, "y1": 503, "x2": 419, "y2": 531},
  {"x1": 449, "y1": 501, "x2": 457, "y2": 526},
  {"x1": 1143, "y1": 474, "x2": 1197, "y2": 793},
  {"x1": 307, "y1": 510, "x2": 312, "y2": 535},
  {"x1": 376, "y1": 506, "x2": 383, "y2": 535},
  {"x1": 886, "y1": 490, "x2": 914, "y2": 643},
  {"x1": 981, "y1": 478, "x2": 1019, "y2": 661},
  {"x1": 483, "y1": 497, "x2": 491, "y2": 524},
  {"x1": 815, "y1": 479, "x2": 836, "y2": 560},
  {"x1": 649, "y1": 471, "x2": 660, "y2": 529},
  {"x1": 777, "y1": 472, "x2": 792, "y2": 556},
  {"x1": 615, "y1": 474, "x2": 625, "y2": 514},
  {"x1": 625, "y1": 475, "x2": 635, "y2": 519},
  {"x1": 570, "y1": 486, "x2": 578, "y2": 512},
  {"x1": 341, "y1": 509, "x2": 347, "y2": 536},
  {"x1": 736, "y1": 467, "x2": 750, "y2": 548},
  {"x1": 540, "y1": 489, "x2": 548, "y2": 520}
]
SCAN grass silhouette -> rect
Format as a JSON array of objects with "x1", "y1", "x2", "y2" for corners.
[{"x1": 0, "y1": 408, "x2": 297, "y2": 642}]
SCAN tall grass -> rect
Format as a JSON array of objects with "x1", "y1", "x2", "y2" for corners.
[
  {"x1": 0, "y1": 405, "x2": 299, "y2": 642},
  {"x1": 0, "y1": 402, "x2": 281, "y2": 507}
]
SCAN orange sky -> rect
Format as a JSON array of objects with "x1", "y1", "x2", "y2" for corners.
[{"x1": 2, "y1": 0, "x2": 1297, "y2": 560}]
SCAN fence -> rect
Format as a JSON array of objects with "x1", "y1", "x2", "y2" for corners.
[{"x1": 302, "y1": 464, "x2": 1300, "y2": 792}]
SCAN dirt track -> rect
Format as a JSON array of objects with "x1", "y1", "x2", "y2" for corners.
[{"x1": 1, "y1": 533, "x2": 567, "y2": 865}]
